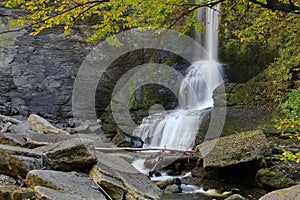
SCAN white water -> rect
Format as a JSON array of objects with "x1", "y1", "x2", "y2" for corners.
[{"x1": 132, "y1": 6, "x2": 222, "y2": 150}]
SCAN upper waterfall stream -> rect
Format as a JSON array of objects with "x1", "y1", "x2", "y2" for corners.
[{"x1": 132, "y1": 6, "x2": 222, "y2": 150}]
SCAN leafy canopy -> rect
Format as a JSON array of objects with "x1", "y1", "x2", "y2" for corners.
[{"x1": 1, "y1": 0, "x2": 299, "y2": 41}]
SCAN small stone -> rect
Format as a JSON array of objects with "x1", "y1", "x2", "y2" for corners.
[
  {"x1": 225, "y1": 194, "x2": 246, "y2": 200},
  {"x1": 164, "y1": 184, "x2": 182, "y2": 194}
]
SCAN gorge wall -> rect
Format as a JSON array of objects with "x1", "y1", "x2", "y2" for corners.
[{"x1": 0, "y1": 8, "x2": 185, "y2": 122}]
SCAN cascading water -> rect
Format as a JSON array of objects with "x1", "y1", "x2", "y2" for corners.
[{"x1": 132, "y1": 5, "x2": 223, "y2": 150}]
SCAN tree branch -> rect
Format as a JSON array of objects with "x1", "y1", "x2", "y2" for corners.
[{"x1": 250, "y1": 0, "x2": 300, "y2": 13}]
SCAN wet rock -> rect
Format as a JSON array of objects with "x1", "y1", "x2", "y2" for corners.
[
  {"x1": 25, "y1": 170, "x2": 106, "y2": 200},
  {"x1": 36, "y1": 138, "x2": 96, "y2": 172},
  {"x1": 145, "y1": 155, "x2": 199, "y2": 173},
  {"x1": 90, "y1": 151, "x2": 162, "y2": 200},
  {"x1": 112, "y1": 132, "x2": 144, "y2": 148},
  {"x1": 0, "y1": 144, "x2": 49, "y2": 177},
  {"x1": 156, "y1": 178, "x2": 182, "y2": 191},
  {"x1": 34, "y1": 186, "x2": 84, "y2": 200},
  {"x1": 259, "y1": 185, "x2": 300, "y2": 200},
  {"x1": 255, "y1": 168, "x2": 295, "y2": 189},
  {"x1": 164, "y1": 184, "x2": 182, "y2": 194},
  {"x1": 27, "y1": 114, "x2": 69, "y2": 135}
]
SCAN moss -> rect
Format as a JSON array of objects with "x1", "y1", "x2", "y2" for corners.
[
  {"x1": 222, "y1": 120, "x2": 246, "y2": 136},
  {"x1": 256, "y1": 168, "x2": 291, "y2": 189}
]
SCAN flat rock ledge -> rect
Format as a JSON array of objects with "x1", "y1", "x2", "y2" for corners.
[
  {"x1": 259, "y1": 185, "x2": 300, "y2": 200},
  {"x1": 36, "y1": 138, "x2": 97, "y2": 172},
  {"x1": 25, "y1": 170, "x2": 106, "y2": 200},
  {"x1": 199, "y1": 130, "x2": 270, "y2": 169}
]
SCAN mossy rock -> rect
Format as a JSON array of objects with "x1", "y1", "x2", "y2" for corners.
[
  {"x1": 201, "y1": 130, "x2": 271, "y2": 168},
  {"x1": 255, "y1": 168, "x2": 295, "y2": 189}
]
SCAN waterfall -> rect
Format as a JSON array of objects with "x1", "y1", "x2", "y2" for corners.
[{"x1": 132, "y1": 6, "x2": 222, "y2": 150}]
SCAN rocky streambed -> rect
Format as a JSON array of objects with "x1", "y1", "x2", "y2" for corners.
[{"x1": 0, "y1": 113, "x2": 299, "y2": 200}]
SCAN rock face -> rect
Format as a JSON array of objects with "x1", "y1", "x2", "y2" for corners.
[
  {"x1": 0, "y1": 10, "x2": 183, "y2": 121},
  {"x1": 27, "y1": 114, "x2": 70, "y2": 134},
  {"x1": 259, "y1": 185, "x2": 300, "y2": 200},
  {"x1": 90, "y1": 151, "x2": 162, "y2": 200},
  {"x1": 0, "y1": 144, "x2": 49, "y2": 177},
  {"x1": 25, "y1": 170, "x2": 106, "y2": 200},
  {"x1": 36, "y1": 138, "x2": 97, "y2": 172}
]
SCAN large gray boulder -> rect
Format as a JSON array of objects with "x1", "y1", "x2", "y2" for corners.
[
  {"x1": 90, "y1": 151, "x2": 162, "y2": 200},
  {"x1": 25, "y1": 170, "x2": 106, "y2": 200},
  {"x1": 0, "y1": 144, "x2": 49, "y2": 177},
  {"x1": 259, "y1": 185, "x2": 300, "y2": 200},
  {"x1": 36, "y1": 138, "x2": 96, "y2": 172},
  {"x1": 200, "y1": 130, "x2": 270, "y2": 169}
]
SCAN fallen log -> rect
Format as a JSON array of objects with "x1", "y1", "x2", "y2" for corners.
[
  {"x1": 95, "y1": 147, "x2": 196, "y2": 153},
  {"x1": 22, "y1": 136, "x2": 50, "y2": 147},
  {"x1": 0, "y1": 114, "x2": 22, "y2": 124}
]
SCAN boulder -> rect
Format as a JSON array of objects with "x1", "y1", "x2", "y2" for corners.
[
  {"x1": 25, "y1": 170, "x2": 106, "y2": 200},
  {"x1": 0, "y1": 144, "x2": 49, "y2": 177},
  {"x1": 200, "y1": 130, "x2": 270, "y2": 168},
  {"x1": 259, "y1": 185, "x2": 300, "y2": 200},
  {"x1": 36, "y1": 138, "x2": 96, "y2": 172},
  {"x1": 27, "y1": 114, "x2": 69, "y2": 135},
  {"x1": 198, "y1": 131, "x2": 270, "y2": 184},
  {"x1": 90, "y1": 151, "x2": 162, "y2": 200}
]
